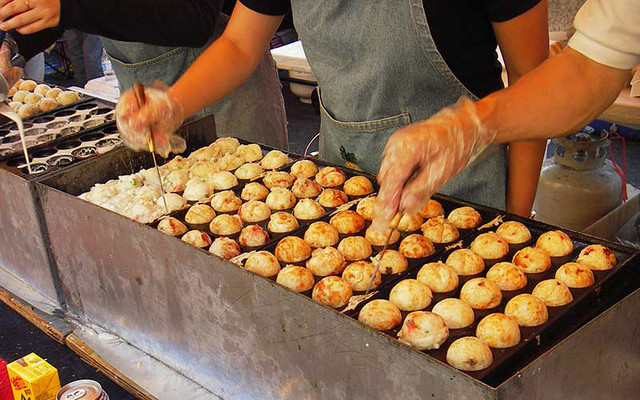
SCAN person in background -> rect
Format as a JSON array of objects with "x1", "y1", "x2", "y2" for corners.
[
  {"x1": 0, "y1": 0, "x2": 288, "y2": 149},
  {"x1": 23, "y1": 51, "x2": 43, "y2": 80},
  {"x1": 373, "y1": 0, "x2": 639, "y2": 229},
  {"x1": 63, "y1": 29, "x2": 103, "y2": 87},
  {"x1": 115, "y1": 1, "x2": 548, "y2": 216}
]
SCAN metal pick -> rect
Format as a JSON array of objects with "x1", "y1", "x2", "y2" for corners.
[{"x1": 365, "y1": 213, "x2": 402, "y2": 295}]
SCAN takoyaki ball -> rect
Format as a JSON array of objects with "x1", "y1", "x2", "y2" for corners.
[
  {"x1": 276, "y1": 266, "x2": 315, "y2": 293},
  {"x1": 342, "y1": 261, "x2": 381, "y2": 291},
  {"x1": 460, "y1": 278, "x2": 502, "y2": 310},
  {"x1": 446, "y1": 249, "x2": 485, "y2": 276},
  {"x1": 241, "y1": 182, "x2": 269, "y2": 202},
  {"x1": 34, "y1": 84, "x2": 50, "y2": 96},
  {"x1": 395, "y1": 213, "x2": 423, "y2": 233},
  {"x1": 263, "y1": 171, "x2": 295, "y2": 189},
  {"x1": 512, "y1": 246, "x2": 552, "y2": 274},
  {"x1": 496, "y1": 221, "x2": 532, "y2": 245},
  {"x1": 239, "y1": 224, "x2": 270, "y2": 248},
  {"x1": 398, "y1": 311, "x2": 449, "y2": 350},
  {"x1": 209, "y1": 237, "x2": 242, "y2": 260},
  {"x1": 18, "y1": 104, "x2": 39, "y2": 119},
  {"x1": 531, "y1": 279, "x2": 573, "y2": 307},
  {"x1": 371, "y1": 250, "x2": 408, "y2": 275},
  {"x1": 213, "y1": 137, "x2": 240, "y2": 155},
  {"x1": 355, "y1": 196, "x2": 376, "y2": 221},
  {"x1": 365, "y1": 226, "x2": 400, "y2": 247},
  {"x1": 265, "y1": 188, "x2": 297, "y2": 211},
  {"x1": 209, "y1": 214, "x2": 243, "y2": 236},
  {"x1": 260, "y1": 150, "x2": 288, "y2": 170},
  {"x1": 448, "y1": 206, "x2": 482, "y2": 229},
  {"x1": 536, "y1": 230, "x2": 574, "y2": 257},
  {"x1": 343, "y1": 176, "x2": 374, "y2": 197},
  {"x1": 389, "y1": 279, "x2": 433, "y2": 311},
  {"x1": 185, "y1": 204, "x2": 216, "y2": 225},
  {"x1": 293, "y1": 199, "x2": 326, "y2": 220},
  {"x1": 291, "y1": 177, "x2": 322, "y2": 199},
  {"x1": 12, "y1": 90, "x2": 28, "y2": 103},
  {"x1": 486, "y1": 262, "x2": 527, "y2": 291},
  {"x1": 358, "y1": 300, "x2": 402, "y2": 331},
  {"x1": 315, "y1": 167, "x2": 346, "y2": 188},
  {"x1": 577, "y1": 244, "x2": 617, "y2": 271},
  {"x1": 290, "y1": 159, "x2": 318, "y2": 179},
  {"x1": 419, "y1": 199, "x2": 445, "y2": 219},
  {"x1": 555, "y1": 262, "x2": 595, "y2": 288},
  {"x1": 312, "y1": 276, "x2": 352, "y2": 308},
  {"x1": 330, "y1": 210, "x2": 366, "y2": 235},
  {"x1": 210, "y1": 190, "x2": 242, "y2": 213},
  {"x1": 156, "y1": 193, "x2": 186, "y2": 213},
  {"x1": 188, "y1": 146, "x2": 216, "y2": 162},
  {"x1": 245, "y1": 251, "x2": 280, "y2": 277},
  {"x1": 431, "y1": 298, "x2": 475, "y2": 329},
  {"x1": 398, "y1": 234, "x2": 435, "y2": 259},
  {"x1": 416, "y1": 262, "x2": 459, "y2": 293},
  {"x1": 57, "y1": 90, "x2": 81, "y2": 105},
  {"x1": 238, "y1": 200, "x2": 271, "y2": 223},
  {"x1": 209, "y1": 171, "x2": 238, "y2": 191},
  {"x1": 24, "y1": 93, "x2": 43, "y2": 105},
  {"x1": 38, "y1": 98, "x2": 59, "y2": 112},
  {"x1": 19, "y1": 79, "x2": 37, "y2": 91},
  {"x1": 234, "y1": 163, "x2": 263, "y2": 180},
  {"x1": 181, "y1": 230, "x2": 212, "y2": 249},
  {"x1": 275, "y1": 236, "x2": 312, "y2": 263},
  {"x1": 304, "y1": 222, "x2": 340, "y2": 248},
  {"x1": 9, "y1": 101, "x2": 22, "y2": 113},
  {"x1": 447, "y1": 337, "x2": 493, "y2": 371},
  {"x1": 235, "y1": 143, "x2": 263, "y2": 162},
  {"x1": 318, "y1": 189, "x2": 349, "y2": 208},
  {"x1": 470, "y1": 232, "x2": 509, "y2": 260},
  {"x1": 183, "y1": 179, "x2": 211, "y2": 202},
  {"x1": 157, "y1": 217, "x2": 188, "y2": 237},
  {"x1": 421, "y1": 216, "x2": 460, "y2": 244},
  {"x1": 337, "y1": 236, "x2": 372, "y2": 262},
  {"x1": 190, "y1": 161, "x2": 217, "y2": 178},
  {"x1": 476, "y1": 313, "x2": 521, "y2": 348},
  {"x1": 45, "y1": 87, "x2": 63, "y2": 100},
  {"x1": 505, "y1": 294, "x2": 548, "y2": 327},
  {"x1": 267, "y1": 212, "x2": 299, "y2": 234},
  {"x1": 306, "y1": 247, "x2": 346, "y2": 276}
]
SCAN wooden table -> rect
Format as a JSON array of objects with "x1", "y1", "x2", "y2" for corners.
[{"x1": 599, "y1": 88, "x2": 640, "y2": 130}]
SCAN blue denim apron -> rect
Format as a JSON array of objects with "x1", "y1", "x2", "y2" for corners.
[
  {"x1": 290, "y1": 0, "x2": 506, "y2": 208},
  {"x1": 100, "y1": 14, "x2": 289, "y2": 150}
]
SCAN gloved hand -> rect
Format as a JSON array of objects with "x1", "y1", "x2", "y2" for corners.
[
  {"x1": 0, "y1": 41, "x2": 22, "y2": 89},
  {"x1": 373, "y1": 97, "x2": 496, "y2": 230},
  {"x1": 116, "y1": 83, "x2": 186, "y2": 158}
]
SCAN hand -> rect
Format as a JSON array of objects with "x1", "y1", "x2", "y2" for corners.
[
  {"x1": 0, "y1": 42, "x2": 22, "y2": 88},
  {"x1": 116, "y1": 83, "x2": 186, "y2": 158},
  {"x1": 372, "y1": 97, "x2": 496, "y2": 230},
  {"x1": 0, "y1": 0, "x2": 60, "y2": 34}
]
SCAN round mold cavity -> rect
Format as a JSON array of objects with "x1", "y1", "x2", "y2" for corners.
[
  {"x1": 57, "y1": 139, "x2": 82, "y2": 150},
  {"x1": 0, "y1": 129, "x2": 10, "y2": 137},
  {"x1": 104, "y1": 113, "x2": 115, "y2": 122},
  {"x1": 33, "y1": 116, "x2": 55, "y2": 124},
  {"x1": 79, "y1": 132, "x2": 105, "y2": 142},
  {"x1": 46, "y1": 121, "x2": 67, "y2": 129},
  {"x1": 90, "y1": 107, "x2": 112, "y2": 116},
  {"x1": 46, "y1": 155, "x2": 74, "y2": 167},
  {"x1": 2, "y1": 135, "x2": 20, "y2": 143},
  {"x1": 75, "y1": 102, "x2": 99, "y2": 111},
  {"x1": 25, "y1": 127, "x2": 47, "y2": 136},
  {"x1": 37, "y1": 133, "x2": 59, "y2": 144},
  {"x1": 10, "y1": 139, "x2": 37, "y2": 150},
  {"x1": 82, "y1": 119, "x2": 105, "y2": 129},
  {"x1": 61, "y1": 126, "x2": 82, "y2": 136},
  {"x1": 32, "y1": 148, "x2": 57, "y2": 158},
  {"x1": 71, "y1": 146, "x2": 98, "y2": 158},
  {"x1": 69, "y1": 114, "x2": 88, "y2": 123},
  {"x1": 0, "y1": 148, "x2": 13, "y2": 157},
  {"x1": 96, "y1": 138, "x2": 122, "y2": 148},
  {"x1": 54, "y1": 109, "x2": 76, "y2": 118},
  {"x1": 21, "y1": 163, "x2": 48, "y2": 175},
  {"x1": 102, "y1": 126, "x2": 119, "y2": 135},
  {"x1": 6, "y1": 156, "x2": 26, "y2": 167}
]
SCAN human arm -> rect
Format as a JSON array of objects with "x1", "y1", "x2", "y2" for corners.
[{"x1": 492, "y1": 0, "x2": 549, "y2": 217}]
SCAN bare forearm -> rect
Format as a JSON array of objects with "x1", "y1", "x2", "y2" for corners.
[
  {"x1": 506, "y1": 140, "x2": 547, "y2": 216},
  {"x1": 478, "y1": 47, "x2": 630, "y2": 143}
]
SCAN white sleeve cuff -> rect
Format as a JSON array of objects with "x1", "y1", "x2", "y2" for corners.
[{"x1": 568, "y1": 31, "x2": 640, "y2": 70}]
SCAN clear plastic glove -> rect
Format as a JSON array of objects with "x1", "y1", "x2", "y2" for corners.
[
  {"x1": 373, "y1": 97, "x2": 496, "y2": 230},
  {"x1": 0, "y1": 42, "x2": 22, "y2": 89},
  {"x1": 116, "y1": 83, "x2": 186, "y2": 158}
]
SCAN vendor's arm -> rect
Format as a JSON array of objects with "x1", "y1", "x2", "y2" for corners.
[
  {"x1": 0, "y1": 0, "x2": 221, "y2": 47},
  {"x1": 491, "y1": 0, "x2": 549, "y2": 217}
]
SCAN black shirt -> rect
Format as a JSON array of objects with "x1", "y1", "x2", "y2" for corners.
[{"x1": 241, "y1": 0, "x2": 541, "y2": 98}]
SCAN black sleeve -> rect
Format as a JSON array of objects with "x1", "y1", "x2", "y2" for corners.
[
  {"x1": 239, "y1": 0, "x2": 289, "y2": 16},
  {"x1": 482, "y1": 0, "x2": 542, "y2": 23},
  {"x1": 11, "y1": 28, "x2": 64, "y2": 60},
  {"x1": 58, "y1": 0, "x2": 222, "y2": 48}
]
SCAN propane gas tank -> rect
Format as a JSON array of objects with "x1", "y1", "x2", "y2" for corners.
[{"x1": 534, "y1": 128, "x2": 622, "y2": 231}]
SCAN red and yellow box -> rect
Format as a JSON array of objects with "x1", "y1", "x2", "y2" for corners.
[{"x1": 7, "y1": 354, "x2": 60, "y2": 400}]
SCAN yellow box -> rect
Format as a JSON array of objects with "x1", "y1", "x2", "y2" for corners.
[{"x1": 7, "y1": 353, "x2": 60, "y2": 400}]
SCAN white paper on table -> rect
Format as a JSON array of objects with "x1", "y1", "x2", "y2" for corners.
[{"x1": 631, "y1": 68, "x2": 640, "y2": 98}]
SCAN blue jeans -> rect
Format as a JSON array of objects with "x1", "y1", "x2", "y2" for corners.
[{"x1": 63, "y1": 29, "x2": 104, "y2": 87}]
